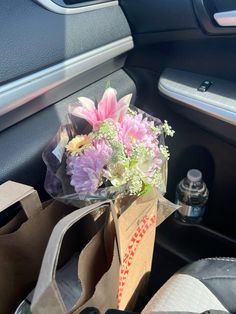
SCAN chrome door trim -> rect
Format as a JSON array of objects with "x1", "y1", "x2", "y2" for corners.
[
  {"x1": 35, "y1": 0, "x2": 118, "y2": 15},
  {"x1": 0, "y1": 36, "x2": 134, "y2": 116},
  {"x1": 159, "y1": 80, "x2": 236, "y2": 126}
]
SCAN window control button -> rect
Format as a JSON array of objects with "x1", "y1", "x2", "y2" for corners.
[{"x1": 198, "y1": 80, "x2": 212, "y2": 92}]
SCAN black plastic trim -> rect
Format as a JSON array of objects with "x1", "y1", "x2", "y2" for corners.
[
  {"x1": 192, "y1": 0, "x2": 236, "y2": 35},
  {"x1": 53, "y1": 0, "x2": 114, "y2": 8},
  {"x1": 120, "y1": 0, "x2": 199, "y2": 34},
  {"x1": 157, "y1": 214, "x2": 236, "y2": 263}
]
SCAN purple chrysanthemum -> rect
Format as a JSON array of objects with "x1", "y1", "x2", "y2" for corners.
[{"x1": 67, "y1": 139, "x2": 112, "y2": 195}]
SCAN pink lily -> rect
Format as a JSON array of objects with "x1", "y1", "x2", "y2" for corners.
[{"x1": 70, "y1": 88, "x2": 132, "y2": 129}]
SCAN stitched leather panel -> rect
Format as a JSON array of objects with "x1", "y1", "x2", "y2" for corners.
[
  {"x1": 179, "y1": 258, "x2": 236, "y2": 313},
  {"x1": 141, "y1": 274, "x2": 228, "y2": 314}
]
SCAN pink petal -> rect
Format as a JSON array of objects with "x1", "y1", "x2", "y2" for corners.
[
  {"x1": 71, "y1": 107, "x2": 97, "y2": 128},
  {"x1": 71, "y1": 97, "x2": 98, "y2": 128},
  {"x1": 97, "y1": 88, "x2": 118, "y2": 120},
  {"x1": 117, "y1": 94, "x2": 132, "y2": 122}
]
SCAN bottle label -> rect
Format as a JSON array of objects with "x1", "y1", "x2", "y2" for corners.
[{"x1": 176, "y1": 200, "x2": 205, "y2": 218}]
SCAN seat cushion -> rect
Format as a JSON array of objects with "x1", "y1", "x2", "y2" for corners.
[{"x1": 142, "y1": 258, "x2": 236, "y2": 314}]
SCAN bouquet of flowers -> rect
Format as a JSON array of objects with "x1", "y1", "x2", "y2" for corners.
[{"x1": 43, "y1": 87, "x2": 174, "y2": 206}]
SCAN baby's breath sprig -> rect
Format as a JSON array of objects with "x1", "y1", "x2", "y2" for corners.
[
  {"x1": 149, "y1": 121, "x2": 162, "y2": 136},
  {"x1": 127, "y1": 108, "x2": 137, "y2": 116},
  {"x1": 126, "y1": 168, "x2": 143, "y2": 195},
  {"x1": 162, "y1": 120, "x2": 175, "y2": 137},
  {"x1": 95, "y1": 120, "x2": 118, "y2": 141},
  {"x1": 160, "y1": 145, "x2": 170, "y2": 160}
]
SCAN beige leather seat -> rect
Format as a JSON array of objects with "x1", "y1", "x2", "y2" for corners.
[{"x1": 142, "y1": 258, "x2": 236, "y2": 314}]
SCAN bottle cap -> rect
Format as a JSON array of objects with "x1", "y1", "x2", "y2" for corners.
[{"x1": 187, "y1": 169, "x2": 202, "y2": 182}]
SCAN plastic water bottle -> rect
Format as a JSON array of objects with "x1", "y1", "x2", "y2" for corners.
[{"x1": 175, "y1": 169, "x2": 209, "y2": 222}]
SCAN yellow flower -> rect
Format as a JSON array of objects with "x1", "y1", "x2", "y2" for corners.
[
  {"x1": 66, "y1": 135, "x2": 91, "y2": 156},
  {"x1": 128, "y1": 132, "x2": 136, "y2": 144}
]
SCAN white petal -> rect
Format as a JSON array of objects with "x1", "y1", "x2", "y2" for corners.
[
  {"x1": 77, "y1": 97, "x2": 95, "y2": 110},
  {"x1": 118, "y1": 93, "x2": 132, "y2": 107}
]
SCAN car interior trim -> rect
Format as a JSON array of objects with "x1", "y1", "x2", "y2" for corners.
[
  {"x1": 0, "y1": 36, "x2": 134, "y2": 117},
  {"x1": 214, "y1": 10, "x2": 236, "y2": 27},
  {"x1": 0, "y1": 56, "x2": 127, "y2": 132},
  {"x1": 159, "y1": 70, "x2": 236, "y2": 126},
  {"x1": 34, "y1": 0, "x2": 118, "y2": 15},
  {"x1": 159, "y1": 82, "x2": 236, "y2": 126},
  {"x1": 0, "y1": 69, "x2": 136, "y2": 189},
  {"x1": 192, "y1": 0, "x2": 236, "y2": 35}
]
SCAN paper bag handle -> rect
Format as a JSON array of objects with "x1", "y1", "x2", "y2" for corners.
[
  {"x1": 0, "y1": 181, "x2": 42, "y2": 218},
  {"x1": 31, "y1": 200, "x2": 113, "y2": 314}
]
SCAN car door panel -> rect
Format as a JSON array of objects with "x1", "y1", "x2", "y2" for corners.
[
  {"x1": 120, "y1": 0, "x2": 198, "y2": 34},
  {"x1": 158, "y1": 68, "x2": 236, "y2": 141},
  {"x1": 118, "y1": 2, "x2": 236, "y2": 303},
  {"x1": 1, "y1": 0, "x2": 236, "y2": 310},
  {"x1": 120, "y1": 0, "x2": 236, "y2": 274},
  {"x1": 0, "y1": 0, "x2": 130, "y2": 84},
  {"x1": 0, "y1": 69, "x2": 136, "y2": 199},
  {"x1": 0, "y1": 0, "x2": 136, "y2": 197},
  {"x1": 0, "y1": 0, "x2": 134, "y2": 132},
  {"x1": 120, "y1": 0, "x2": 204, "y2": 44}
]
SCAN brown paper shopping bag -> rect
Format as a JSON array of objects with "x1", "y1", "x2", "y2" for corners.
[
  {"x1": 31, "y1": 188, "x2": 160, "y2": 314},
  {"x1": 0, "y1": 181, "x2": 72, "y2": 314},
  {"x1": 80, "y1": 188, "x2": 158, "y2": 313},
  {"x1": 0, "y1": 180, "x2": 42, "y2": 235},
  {"x1": 81, "y1": 189, "x2": 180, "y2": 313},
  {"x1": 31, "y1": 201, "x2": 112, "y2": 314}
]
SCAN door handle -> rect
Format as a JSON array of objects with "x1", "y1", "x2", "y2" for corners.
[
  {"x1": 193, "y1": 0, "x2": 236, "y2": 34},
  {"x1": 214, "y1": 10, "x2": 236, "y2": 27}
]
